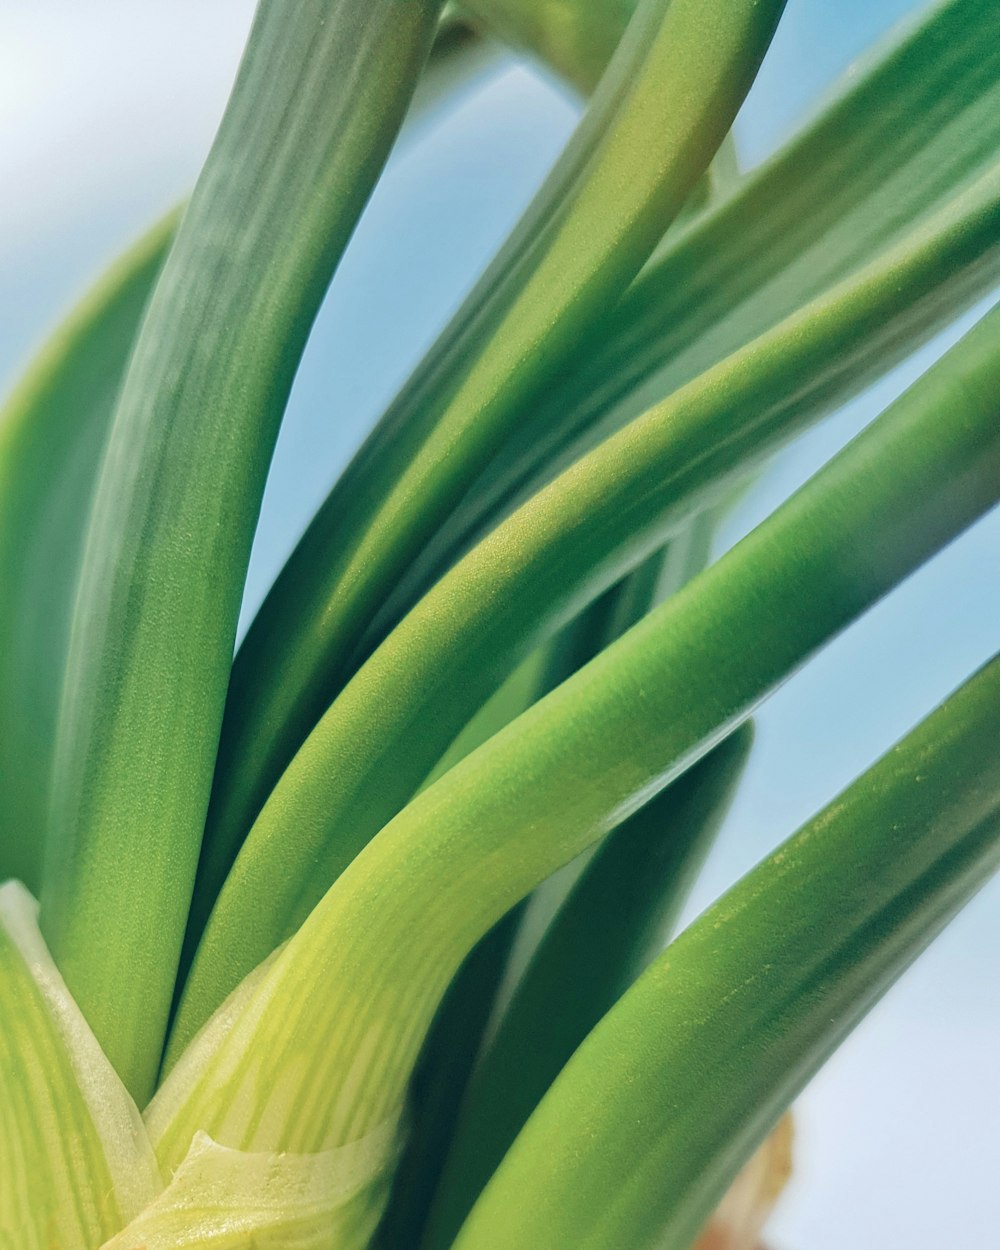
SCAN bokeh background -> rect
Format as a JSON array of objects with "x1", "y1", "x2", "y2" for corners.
[{"x1": 3, "y1": 2, "x2": 998, "y2": 1244}]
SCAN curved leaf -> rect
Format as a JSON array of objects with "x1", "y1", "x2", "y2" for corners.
[
  {"x1": 422, "y1": 725, "x2": 754, "y2": 1250},
  {"x1": 40, "y1": 0, "x2": 445, "y2": 1103},
  {"x1": 156, "y1": 303, "x2": 1000, "y2": 1161},
  {"x1": 172, "y1": 170, "x2": 1000, "y2": 1047},
  {"x1": 0, "y1": 213, "x2": 176, "y2": 891},
  {"x1": 450, "y1": 653, "x2": 1000, "y2": 1250},
  {"x1": 0, "y1": 14, "x2": 509, "y2": 899},
  {"x1": 374, "y1": 535, "x2": 702, "y2": 1249},
  {"x1": 199, "y1": 0, "x2": 1000, "y2": 908},
  {"x1": 423, "y1": 0, "x2": 1000, "y2": 588},
  {"x1": 199, "y1": 0, "x2": 787, "y2": 902}
]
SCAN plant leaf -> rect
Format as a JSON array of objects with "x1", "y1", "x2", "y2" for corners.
[
  {"x1": 422, "y1": 725, "x2": 754, "y2": 1250},
  {"x1": 0, "y1": 213, "x2": 176, "y2": 891},
  {"x1": 40, "y1": 0, "x2": 445, "y2": 1104},
  {"x1": 198, "y1": 0, "x2": 1000, "y2": 907},
  {"x1": 154, "y1": 301, "x2": 1000, "y2": 1169},
  {"x1": 424, "y1": 0, "x2": 1000, "y2": 585},
  {"x1": 171, "y1": 168, "x2": 1000, "y2": 1050},
  {"x1": 0, "y1": 882, "x2": 161, "y2": 1249},
  {"x1": 0, "y1": 13, "x2": 511, "y2": 901},
  {"x1": 375, "y1": 533, "x2": 705, "y2": 1249},
  {"x1": 198, "y1": 0, "x2": 787, "y2": 904},
  {"x1": 449, "y1": 653, "x2": 1000, "y2": 1250}
]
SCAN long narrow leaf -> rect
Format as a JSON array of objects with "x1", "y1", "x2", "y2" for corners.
[
  {"x1": 423, "y1": 725, "x2": 754, "y2": 1250},
  {"x1": 156, "y1": 303, "x2": 1000, "y2": 1157},
  {"x1": 0, "y1": 13, "x2": 511, "y2": 902},
  {"x1": 199, "y1": 0, "x2": 787, "y2": 899},
  {"x1": 0, "y1": 214, "x2": 175, "y2": 891},
  {"x1": 375, "y1": 534, "x2": 701, "y2": 1249},
  {"x1": 41, "y1": 0, "x2": 444, "y2": 1103},
  {"x1": 204, "y1": 0, "x2": 1000, "y2": 879},
  {"x1": 173, "y1": 176, "x2": 1000, "y2": 1046},
  {"x1": 450, "y1": 653, "x2": 1000, "y2": 1250},
  {"x1": 418, "y1": 0, "x2": 1000, "y2": 594}
]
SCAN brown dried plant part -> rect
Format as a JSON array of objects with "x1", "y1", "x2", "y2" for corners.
[{"x1": 694, "y1": 1115, "x2": 794, "y2": 1250}]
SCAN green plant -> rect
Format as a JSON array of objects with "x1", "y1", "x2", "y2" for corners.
[{"x1": 2, "y1": 0, "x2": 999, "y2": 1246}]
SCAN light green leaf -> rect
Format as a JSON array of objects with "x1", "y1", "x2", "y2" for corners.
[
  {"x1": 450, "y1": 652, "x2": 1000, "y2": 1250},
  {"x1": 0, "y1": 882, "x2": 161, "y2": 1250},
  {"x1": 41, "y1": 0, "x2": 445, "y2": 1104},
  {"x1": 199, "y1": 0, "x2": 787, "y2": 905},
  {"x1": 172, "y1": 165, "x2": 1000, "y2": 1050},
  {"x1": 102, "y1": 1128, "x2": 398, "y2": 1250},
  {"x1": 198, "y1": 0, "x2": 1000, "y2": 911},
  {"x1": 422, "y1": 725, "x2": 754, "y2": 1250},
  {"x1": 157, "y1": 303, "x2": 1000, "y2": 1171},
  {"x1": 375, "y1": 533, "x2": 703, "y2": 1250}
]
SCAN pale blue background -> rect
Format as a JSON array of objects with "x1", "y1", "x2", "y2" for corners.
[{"x1": 2, "y1": 2, "x2": 998, "y2": 1245}]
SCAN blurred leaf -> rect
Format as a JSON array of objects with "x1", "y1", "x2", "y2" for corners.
[
  {"x1": 461, "y1": 0, "x2": 636, "y2": 93},
  {"x1": 0, "y1": 214, "x2": 175, "y2": 892}
]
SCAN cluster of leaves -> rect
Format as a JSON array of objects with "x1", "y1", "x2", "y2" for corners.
[{"x1": 1, "y1": 0, "x2": 1000, "y2": 1247}]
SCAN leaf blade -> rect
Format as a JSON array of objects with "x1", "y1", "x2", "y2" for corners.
[
  {"x1": 41, "y1": 0, "x2": 445, "y2": 1103},
  {"x1": 154, "y1": 301, "x2": 1000, "y2": 1168},
  {"x1": 450, "y1": 653, "x2": 1000, "y2": 1250},
  {"x1": 173, "y1": 165, "x2": 1000, "y2": 1047},
  {"x1": 200, "y1": 0, "x2": 788, "y2": 897}
]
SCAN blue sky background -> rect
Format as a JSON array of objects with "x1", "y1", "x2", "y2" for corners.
[{"x1": 2, "y1": 2, "x2": 998, "y2": 1245}]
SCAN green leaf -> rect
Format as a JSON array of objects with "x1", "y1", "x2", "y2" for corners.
[
  {"x1": 0, "y1": 882, "x2": 161, "y2": 1249},
  {"x1": 375, "y1": 535, "x2": 699, "y2": 1250},
  {"x1": 432, "y1": 0, "x2": 1000, "y2": 573},
  {"x1": 101, "y1": 1128, "x2": 400, "y2": 1250},
  {"x1": 0, "y1": 213, "x2": 176, "y2": 891},
  {"x1": 198, "y1": 0, "x2": 1000, "y2": 901},
  {"x1": 40, "y1": 0, "x2": 445, "y2": 1104},
  {"x1": 0, "y1": 881, "x2": 401, "y2": 1250},
  {"x1": 198, "y1": 0, "x2": 787, "y2": 910},
  {"x1": 171, "y1": 165, "x2": 1000, "y2": 1051},
  {"x1": 422, "y1": 724, "x2": 754, "y2": 1250},
  {"x1": 154, "y1": 302, "x2": 1000, "y2": 1169},
  {"x1": 449, "y1": 653, "x2": 1000, "y2": 1250},
  {"x1": 0, "y1": 14, "x2": 509, "y2": 901}
]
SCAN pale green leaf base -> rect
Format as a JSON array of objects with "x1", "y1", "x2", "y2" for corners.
[{"x1": 0, "y1": 882, "x2": 400, "y2": 1250}]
